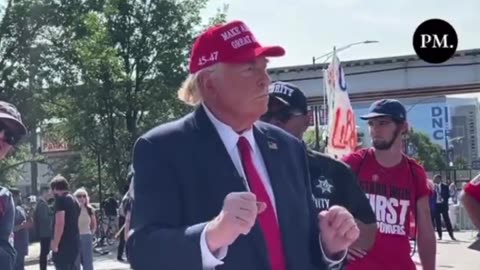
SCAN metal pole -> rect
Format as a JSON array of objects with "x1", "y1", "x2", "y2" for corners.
[
  {"x1": 444, "y1": 130, "x2": 450, "y2": 165},
  {"x1": 314, "y1": 106, "x2": 320, "y2": 151},
  {"x1": 312, "y1": 56, "x2": 321, "y2": 151},
  {"x1": 97, "y1": 153, "x2": 103, "y2": 212},
  {"x1": 97, "y1": 153, "x2": 105, "y2": 247}
]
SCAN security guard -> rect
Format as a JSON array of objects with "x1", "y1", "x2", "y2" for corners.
[{"x1": 261, "y1": 81, "x2": 377, "y2": 255}]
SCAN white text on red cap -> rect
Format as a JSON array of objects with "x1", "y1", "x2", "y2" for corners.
[
  {"x1": 220, "y1": 24, "x2": 257, "y2": 50},
  {"x1": 198, "y1": 51, "x2": 219, "y2": 67}
]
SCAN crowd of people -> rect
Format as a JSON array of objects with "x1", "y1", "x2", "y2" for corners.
[
  {"x1": 0, "y1": 103, "x2": 134, "y2": 270},
  {"x1": 1, "y1": 19, "x2": 480, "y2": 270}
]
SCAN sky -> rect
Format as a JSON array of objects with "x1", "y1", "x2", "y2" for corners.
[{"x1": 202, "y1": 0, "x2": 480, "y2": 68}]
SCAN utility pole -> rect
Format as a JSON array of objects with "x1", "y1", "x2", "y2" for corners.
[{"x1": 28, "y1": 48, "x2": 38, "y2": 195}]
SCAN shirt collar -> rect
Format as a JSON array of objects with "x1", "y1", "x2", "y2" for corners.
[{"x1": 202, "y1": 103, "x2": 257, "y2": 154}]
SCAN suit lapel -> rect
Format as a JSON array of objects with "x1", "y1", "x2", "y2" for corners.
[
  {"x1": 192, "y1": 108, "x2": 271, "y2": 269},
  {"x1": 191, "y1": 106, "x2": 247, "y2": 196},
  {"x1": 253, "y1": 126, "x2": 297, "y2": 269}
]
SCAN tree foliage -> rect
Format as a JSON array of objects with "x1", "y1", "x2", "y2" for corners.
[
  {"x1": 406, "y1": 129, "x2": 447, "y2": 171},
  {"x1": 0, "y1": 0, "x2": 227, "y2": 192}
]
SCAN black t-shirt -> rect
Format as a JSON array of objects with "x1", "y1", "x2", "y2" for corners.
[
  {"x1": 103, "y1": 197, "x2": 118, "y2": 216},
  {"x1": 306, "y1": 148, "x2": 376, "y2": 225},
  {"x1": 54, "y1": 193, "x2": 80, "y2": 259}
]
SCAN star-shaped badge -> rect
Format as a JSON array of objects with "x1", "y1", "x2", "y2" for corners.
[{"x1": 316, "y1": 178, "x2": 333, "y2": 194}]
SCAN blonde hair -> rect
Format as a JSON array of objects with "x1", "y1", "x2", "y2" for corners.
[
  {"x1": 177, "y1": 64, "x2": 220, "y2": 106},
  {"x1": 74, "y1": 187, "x2": 90, "y2": 206}
]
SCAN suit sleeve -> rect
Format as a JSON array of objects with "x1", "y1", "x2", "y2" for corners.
[
  {"x1": 297, "y1": 144, "x2": 344, "y2": 269},
  {"x1": 127, "y1": 137, "x2": 207, "y2": 270}
]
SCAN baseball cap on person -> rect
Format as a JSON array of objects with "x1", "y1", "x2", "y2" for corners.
[
  {"x1": 360, "y1": 99, "x2": 407, "y2": 122},
  {"x1": 189, "y1": 20, "x2": 285, "y2": 74},
  {"x1": 0, "y1": 101, "x2": 27, "y2": 141},
  {"x1": 268, "y1": 81, "x2": 308, "y2": 115}
]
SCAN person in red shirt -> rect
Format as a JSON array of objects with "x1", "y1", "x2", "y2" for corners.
[
  {"x1": 342, "y1": 99, "x2": 436, "y2": 270},
  {"x1": 461, "y1": 174, "x2": 480, "y2": 231}
]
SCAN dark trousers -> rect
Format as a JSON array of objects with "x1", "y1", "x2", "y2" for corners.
[
  {"x1": 53, "y1": 247, "x2": 79, "y2": 270},
  {"x1": 39, "y1": 237, "x2": 51, "y2": 270},
  {"x1": 53, "y1": 254, "x2": 78, "y2": 270},
  {"x1": 117, "y1": 216, "x2": 126, "y2": 259},
  {"x1": 434, "y1": 203, "x2": 454, "y2": 239},
  {"x1": 54, "y1": 261, "x2": 76, "y2": 270}
]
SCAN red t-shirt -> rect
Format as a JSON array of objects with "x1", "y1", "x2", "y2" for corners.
[
  {"x1": 464, "y1": 174, "x2": 480, "y2": 202},
  {"x1": 342, "y1": 148, "x2": 430, "y2": 270}
]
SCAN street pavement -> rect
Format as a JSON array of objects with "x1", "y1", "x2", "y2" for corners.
[
  {"x1": 25, "y1": 243, "x2": 130, "y2": 270},
  {"x1": 24, "y1": 230, "x2": 479, "y2": 269},
  {"x1": 413, "y1": 230, "x2": 479, "y2": 269}
]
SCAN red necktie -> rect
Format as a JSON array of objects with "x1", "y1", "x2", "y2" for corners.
[{"x1": 237, "y1": 136, "x2": 287, "y2": 270}]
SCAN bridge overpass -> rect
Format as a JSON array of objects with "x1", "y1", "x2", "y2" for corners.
[{"x1": 268, "y1": 48, "x2": 480, "y2": 104}]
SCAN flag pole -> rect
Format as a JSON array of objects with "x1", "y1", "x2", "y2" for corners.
[{"x1": 324, "y1": 46, "x2": 336, "y2": 154}]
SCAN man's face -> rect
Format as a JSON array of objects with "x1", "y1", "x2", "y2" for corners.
[
  {"x1": 50, "y1": 188, "x2": 62, "y2": 196},
  {"x1": 434, "y1": 176, "x2": 442, "y2": 184},
  {"x1": 208, "y1": 57, "x2": 270, "y2": 124},
  {"x1": 367, "y1": 117, "x2": 404, "y2": 150},
  {"x1": 42, "y1": 189, "x2": 52, "y2": 199},
  {"x1": 279, "y1": 113, "x2": 310, "y2": 139}
]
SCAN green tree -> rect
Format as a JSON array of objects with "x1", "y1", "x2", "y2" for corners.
[
  {"x1": 453, "y1": 156, "x2": 468, "y2": 169},
  {"x1": 0, "y1": 0, "x2": 52, "y2": 186},
  {"x1": 44, "y1": 0, "x2": 227, "y2": 193},
  {"x1": 303, "y1": 127, "x2": 327, "y2": 152},
  {"x1": 406, "y1": 129, "x2": 447, "y2": 171}
]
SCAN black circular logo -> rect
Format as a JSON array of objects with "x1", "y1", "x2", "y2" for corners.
[{"x1": 413, "y1": 19, "x2": 458, "y2": 64}]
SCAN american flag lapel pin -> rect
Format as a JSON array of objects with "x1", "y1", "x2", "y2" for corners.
[{"x1": 268, "y1": 141, "x2": 278, "y2": 150}]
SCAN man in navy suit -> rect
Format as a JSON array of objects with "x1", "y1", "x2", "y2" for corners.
[{"x1": 127, "y1": 20, "x2": 359, "y2": 270}]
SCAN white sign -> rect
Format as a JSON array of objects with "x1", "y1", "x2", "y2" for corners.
[{"x1": 325, "y1": 49, "x2": 357, "y2": 158}]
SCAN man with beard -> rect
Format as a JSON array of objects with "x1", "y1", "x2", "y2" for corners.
[
  {"x1": 342, "y1": 99, "x2": 436, "y2": 270},
  {"x1": 50, "y1": 175, "x2": 80, "y2": 270}
]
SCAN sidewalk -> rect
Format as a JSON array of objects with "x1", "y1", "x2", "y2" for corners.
[
  {"x1": 25, "y1": 242, "x2": 41, "y2": 266},
  {"x1": 25, "y1": 242, "x2": 119, "y2": 266},
  {"x1": 413, "y1": 230, "x2": 479, "y2": 270},
  {"x1": 24, "y1": 231, "x2": 479, "y2": 269}
]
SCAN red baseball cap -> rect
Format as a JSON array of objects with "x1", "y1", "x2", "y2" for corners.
[{"x1": 189, "y1": 20, "x2": 285, "y2": 74}]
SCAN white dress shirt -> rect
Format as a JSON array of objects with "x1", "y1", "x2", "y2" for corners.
[{"x1": 199, "y1": 104, "x2": 345, "y2": 269}]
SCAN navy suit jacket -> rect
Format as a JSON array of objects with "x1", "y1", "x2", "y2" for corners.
[{"x1": 127, "y1": 106, "x2": 338, "y2": 270}]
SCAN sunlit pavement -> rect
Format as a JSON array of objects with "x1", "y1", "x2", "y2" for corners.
[
  {"x1": 413, "y1": 230, "x2": 479, "y2": 270},
  {"x1": 25, "y1": 230, "x2": 479, "y2": 270}
]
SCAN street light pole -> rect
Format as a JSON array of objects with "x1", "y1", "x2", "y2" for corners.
[
  {"x1": 312, "y1": 40, "x2": 379, "y2": 64},
  {"x1": 311, "y1": 40, "x2": 379, "y2": 152}
]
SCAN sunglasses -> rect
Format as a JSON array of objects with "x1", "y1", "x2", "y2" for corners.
[{"x1": 0, "y1": 122, "x2": 19, "y2": 146}]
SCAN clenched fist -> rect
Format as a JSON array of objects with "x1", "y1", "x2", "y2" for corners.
[
  {"x1": 206, "y1": 192, "x2": 266, "y2": 253},
  {"x1": 319, "y1": 206, "x2": 360, "y2": 257}
]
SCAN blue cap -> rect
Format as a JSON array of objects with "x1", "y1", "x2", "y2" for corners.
[{"x1": 360, "y1": 99, "x2": 407, "y2": 122}]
